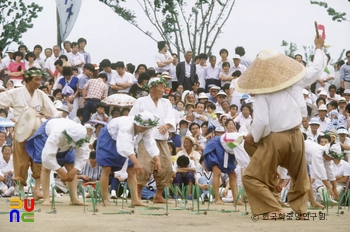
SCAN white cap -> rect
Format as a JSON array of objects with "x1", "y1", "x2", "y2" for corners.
[
  {"x1": 198, "y1": 92, "x2": 209, "y2": 99},
  {"x1": 217, "y1": 90, "x2": 227, "y2": 96},
  {"x1": 339, "y1": 97, "x2": 347, "y2": 102},
  {"x1": 319, "y1": 90, "x2": 327, "y2": 96},
  {"x1": 232, "y1": 54, "x2": 241, "y2": 60},
  {"x1": 84, "y1": 123, "x2": 96, "y2": 133},
  {"x1": 302, "y1": 89, "x2": 309, "y2": 95},
  {"x1": 309, "y1": 117, "x2": 320, "y2": 125},
  {"x1": 344, "y1": 89, "x2": 350, "y2": 94},
  {"x1": 317, "y1": 104, "x2": 327, "y2": 111},
  {"x1": 337, "y1": 128, "x2": 349, "y2": 135}
]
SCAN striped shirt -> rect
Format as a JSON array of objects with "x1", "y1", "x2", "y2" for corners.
[{"x1": 78, "y1": 162, "x2": 102, "y2": 181}]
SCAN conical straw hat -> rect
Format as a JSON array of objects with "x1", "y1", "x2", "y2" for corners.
[{"x1": 235, "y1": 49, "x2": 306, "y2": 94}]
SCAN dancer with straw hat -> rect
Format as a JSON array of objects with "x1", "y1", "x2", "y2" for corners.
[
  {"x1": 237, "y1": 34, "x2": 327, "y2": 219},
  {"x1": 0, "y1": 67, "x2": 60, "y2": 199}
]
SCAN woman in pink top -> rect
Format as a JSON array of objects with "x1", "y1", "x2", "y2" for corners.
[{"x1": 7, "y1": 51, "x2": 25, "y2": 87}]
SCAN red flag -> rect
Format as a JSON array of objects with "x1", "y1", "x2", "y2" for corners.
[{"x1": 317, "y1": 24, "x2": 326, "y2": 40}]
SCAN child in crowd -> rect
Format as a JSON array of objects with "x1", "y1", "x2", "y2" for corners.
[
  {"x1": 176, "y1": 101, "x2": 186, "y2": 118},
  {"x1": 90, "y1": 103, "x2": 108, "y2": 122},
  {"x1": 195, "y1": 156, "x2": 214, "y2": 202},
  {"x1": 173, "y1": 155, "x2": 196, "y2": 200}
]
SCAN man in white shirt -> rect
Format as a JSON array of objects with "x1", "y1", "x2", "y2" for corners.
[
  {"x1": 33, "y1": 45, "x2": 45, "y2": 69},
  {"x1": 231, "y1": 55, "x2": 247, "y2": 73},
  {"x1": 332, "y1": 154, "x2": 350, "y2": 198},
  {"x1": 317, "y1": 104, "x2": 330, "y2": 133},
  {"x1": 99, "y1": 59, "x2": 117, "y2": 84},
  {"x1": 45, "y1": 45, "x2": 60, "y2": 79},
  {"x1": 241, "y1": 35, "x2": 326, "y2": 219},
  {"x1": 235, "y1": 46, "x2": 252, "y2": 68},
  {"x1": 129, "y1": 77, "x2": 176, "y2": 204},
  {"x1": 26, "y1": 118, "x2": 89, "y2": 206},
  {"x1": 196, "y1": 53, "x2": 208, "y2": 89},
  {"x1": 110, "y1": 61, "x2": 133, "y2": 93},
  {"x1": 155, "y1": 41, "x2": 173, "y2": 73},
  {"x1": 205, "y1": 55, "x2": 221, "y2": 92},
  {"x1": 68, "y1": 42, "x2": 85, "y2": 74},
  {"x1": 307, "y1": 117, "x2": 323, "y2": 142}
]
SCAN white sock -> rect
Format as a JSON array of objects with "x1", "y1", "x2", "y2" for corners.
[{"x1": 111, "y1": 190, "x2": 116, "y2": 196}]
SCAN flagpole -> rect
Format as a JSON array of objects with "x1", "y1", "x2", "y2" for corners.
[{"x1": 56, "y1": 7, "x2": 62, "y2": 48}]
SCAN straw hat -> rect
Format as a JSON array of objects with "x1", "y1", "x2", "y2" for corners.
[
  {"x1": 15, "y1": 108, "x2": 41, "y2": 142},
  {"x1": 235, "y1": 49, "x2": 306, "y2": 94}
]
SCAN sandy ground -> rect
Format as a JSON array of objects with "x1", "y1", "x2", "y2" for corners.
[{"x1": 0, "y1": 195, "x2": 349, "y2": 232}]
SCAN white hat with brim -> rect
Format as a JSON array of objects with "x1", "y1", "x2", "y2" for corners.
[
  {"x1": 198, "y1": 92, "x2": 209, "y2": 99},
  {"x1": 84, "y1": 123, "x2": 96, "y2": 133},
  {"x1": 217, "y1": 90, "x2": 227, "y2": 97},
  {"x1": 6, "y1": 48, "x2": 16, "y2": 53},
  {"x1": 309, "y1": 118, "x2": 320, "y2": 125},
  {"x1": 303, "y1": 89, "x2": 309, "y2": 95},
  {"x1": 317, "y1": 104, "x2": 327, "y2": 111},
  {"x1": 344, "y1": 89, "x2": 350, "y2": 94},
  {"x1": 15, "y1": 108, "x2": 41, "y2": 142},
  {"x1": 161, "y1": 71, "x2": 172, "y2": 80},
  {"x1": 337, "y1": 128, "x2": 349, "y2": 135},
  {"x1": 319, "y1": 90, "x2": 327, "y2": 96},
  {"x1": 317, "y1": 87, "x2": 325, "y2": 92},
  {"x1": 232, "y1": 54, "x2": 241, "y2": 60},
  {"x1": 182, "y1": 90, "x2": 191, "y2": 102},
  {"x1": 58, "y1": 105, "x2": 70, "y2": 114},
  {"x1": 181, "y1": 135, "x2": 196, "y2": 145},
  {"x1": 339, "y1": 97, "x2": 346, "y2": 102},
  {"x1": 209, "y1": 85, "x2": 220, "y2": 91},
  {"x1": 215, "y1": 125, "x2": 225, "y2": 132},
  {"x1": 13, "y1": 80, "x2": 23, "y2": 87},
  {"x1": 0, "y1": 86, "x2": 5, "y2": 91},
  {"x1": 236, "y1": 49, "x2": 306, "y2": 94},
  {"x1": 133, "y1": 111, "x2": 159, "y2": 128}
]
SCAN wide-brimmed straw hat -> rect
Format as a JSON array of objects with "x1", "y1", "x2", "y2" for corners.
[{"x1": 236, "y1": 49, "x2": 306, "y2": 94}]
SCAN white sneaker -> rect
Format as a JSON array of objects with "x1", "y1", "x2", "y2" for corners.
[
  {"x1": 200, "y1": 193, "x2": 206, "y2": 202},
  {"x1": 4, "y1": 187, "x2": 15, "y2": 196},
  {"x1": 222, "y1": 197, "x2": 233, "y2": 203},
  {"x1": 110, "y1": 190, "x2": 117, "y2": 199},
  {"x1": 207, "y1": 193, "x2": 214, "y2": 203},
  {"x1": 121, "y1": 190, "x2": 129, "y2": 199}
]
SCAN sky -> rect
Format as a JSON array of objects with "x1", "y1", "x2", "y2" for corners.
[{"x1": 8, "y1": 0, "x2": 350, "y2": 67}]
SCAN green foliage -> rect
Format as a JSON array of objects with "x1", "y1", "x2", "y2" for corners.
[
  {"x1": 280, "y1": 40, "x2": 298, "y2": 58},
  {"x1": 0, "y1": 0, "x2": 43, "y2": 50},
  {"x1": 310, "y1": 0, "x2": 349, "y2": 22},
  {"x1": 99, "y1": 0, "x2": 236, "y2": 59}
]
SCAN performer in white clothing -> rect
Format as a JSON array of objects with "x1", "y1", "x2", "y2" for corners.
[
  {"x1": 96, "y1": 111, "x2": 161, "y2": 206},
  {"x1": 26, "y1": 118, "x2": 90, "y2": 206},
  {"x1": 129, "y1": 77, "x2": 176, "y2": 203}
]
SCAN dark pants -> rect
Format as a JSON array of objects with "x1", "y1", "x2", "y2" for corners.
[
  {"x1": 205, "y1": 79, "x2": 221, "y2": 92},
  {"x1": 173, "y1": 172, "x2": 195, "y2": 186},
  {"x1": 82, "y1": 98, "x2": 100, "y2": 124}
]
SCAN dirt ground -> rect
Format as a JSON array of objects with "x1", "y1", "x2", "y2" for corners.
[{"x1": 0, "y1": 195, "x2": 349, "y2": 232}]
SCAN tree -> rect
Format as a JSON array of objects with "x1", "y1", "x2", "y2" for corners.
[
  {"x1": 310, "y1": 0, "x2": 350, "y2": 22},
  {"x1": 99, "y1": 0, "x2": 236, "y2": 59},
  {"x1": 0, "y1": 0, "x2": 43, "y2": 50}
]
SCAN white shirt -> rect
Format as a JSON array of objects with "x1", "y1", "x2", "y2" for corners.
[
  {"x1": 185, "y1": 61, "x2": 191, "y2": 78},
  {"x1": 337, "y1": 137, "x2": 350, "y2": 154},
  {"x1": 230, "y1": 63, "x2": 247, "y2": 73},
  {"x1": 110, "y1": 72, "x2": 133, "y2": 93},
  {"x1": 100, "y1": 70, "x2": 117, "y2": 83},
  {"x1": 205, "y1": 65, "x2": 220, "y2": 80},
  {"x1": 217, "y1": 60, "x2": 233, "y2": 72},
  {"x1": 196, "y1": 64, "x2": 207, "y2": 88},
  {"x1": 176, "y1": 150, "x2": 201, "y2": 167},
  {"x1": 0, "y1": 87, "x2": 59, "y2": 122},
  {"x1": 250, "y1": 49, "x2": 327, "y2": 143},
  {"x1": 307, "y1": 131, "x2": 323, "y2": 143},
  {"x1": 108, "y1": 117, "x2": 159, "y2": 158},
  {"x1": 129, "y1": 95, "x2": 176, "y2": 141},
  {"x1": 333, "y1": 160, "x2": 350, "y2": 182},
  {"x1": 68, "y1": 52, "x2": 85, "y2": 74},
  {"x1": 317, "y1": 117, "x2": 330, "y2": 133},
  {"x1": 25, "y1": 61, "x2": 41, "y2": 70},
  {"x1": 155, "y1": 52, "x2": 172, "y2": 73},
  {"x1": 234, "y1": 113, "x2": 252, "y2": 133},
  {"x1": 173, "y1": 153, "x2": 196, "y2": 170},
  {"x1": 0, "y1": 155, "x2": 14, "y2": 173},
  {"x1": 42, "y1": 119, "x2": 90, "y2": 171},
  {"x1": 45, "y1": 55, "x2": 59, "y2": 74},
  {"x1": 306, "y1": 140, "x2": 335, "y2": 181}
]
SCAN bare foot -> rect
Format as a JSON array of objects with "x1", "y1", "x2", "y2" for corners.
[
  {"x1": 41, "y1": 199, "x2": 51, "y2": 206},
  {"x1": 103, "y1": 199, "x2": 111, "y2": 206},
  {"x1": 310, "y1": 202, "x2": 324, "y2": 209},
  {"x1": 259, "y1": 210, "x2": 285, "y2": 220},
  {"x1": 131, "y1": 199, "x2": 147, "y2": 207},
  {"x1": 69, "y1": 199, "x2": 86, "y2": 206},
  {"x1": 152, "y1": 197, "x2": 170, "y2": 204},
  {"x1": 34, "y1": 192, "x2": 44, "y2": 200},
  {"x1": 214, "y1": 200, "x2": 225, "y2": 205},
  {"x1": 236, "y1": 199, "x2": 244, "y2": 205}
]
